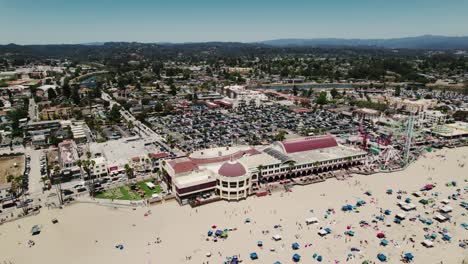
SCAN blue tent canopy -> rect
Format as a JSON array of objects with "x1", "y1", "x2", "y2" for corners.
[
  {"x1": 324, "y1": 228, "x2": 332, "y2": 233},
  {"x1": 292, "y1": 242, "x2": 300, "y2": 250},
  {"x1": 292, "y1": 253, "x2": 301, "y2": 262},
  {"x1": 250, "y1": 252, "x2": 258, "y2": 260},
  {"x1": 208, "y1": 230, "x2": 213, "y2": 236},
  {"x1": 443, "y1": 234, "x2": 451, "y2": 241},
  {"x1": 257, "y1": 241, "x2": 263, "y2": 246},
  {"x1": 317, "y1": 255, "x2": 323, "y2": 262},
  {"x1": 386, "y1": 189, "x2": 393, "y2": 194},
  {"x1": 377, "y1": 253, "x2": 387, "y2": 262},
  {"x1": 274, "y1": 262, "x2": 281, "y2": 264},
  {"x1": 384, "y1": 209, "x2": 391, "y2": 215},
  {"x1": 380, "y1": 239, "x2": 389, "y2": 246},
  {"x1": 215, "y1": 230, "x2": 223, "y2": 236},
  {"x1": 404, "y1": 253, "x2": 414, "y2": 260}
]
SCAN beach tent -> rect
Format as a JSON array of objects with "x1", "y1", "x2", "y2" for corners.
[
  {"x1": 292, "y1": 242, "x2": 300, "y2": 250},
  {"x1": 272, "y1": 234, "x2": 282, "y2": 241},
  {"x1": 434, "y1": 214, "x2": 448, "y2": 222},
  {"x1": 257, "y1": 241, "x2": 263, "y2": 247},
  {"x1": 439, "y1": 205, "x2": 453, "y2": 213},
  {"x1": 250, "y1": 252, "x2": 258, "y2": 260},
  {"x1": 380, "y1": 239, "x2": 389, "y2": 246},
  {"x1": 313, "y1": 253, "x2": 317, "y2": 259},
  {"x1": 221, "y1": 231, "x2": 228, "y2": 238},
  {"x1": 386, "y1": 189, "x2": 393, "y2": 194},
  {"x1": 405, "y1": 198, "x2": 412, "y2": 203},
  {"x1": 292, "y1": 253, "x2": 301, "y2": 262},
  {"x1": 208, "y1": 230, "x2": 213, "y2": 236},
  {"x1": 305, "y1": 217, "x2": 319, "y2": 225},
  {"x1": 215, "y1": 230, "x2": 223, "y2": 236},
  {"x1": 318, "y1": 229, "x2": 328, "y2": 236},
  {"x1": 422, "y1": 240, "x2": 434, "y2": 247},
  {"x1": 394, "y1": 218, "x2": 401, "y2": 224},
  {"x1": 317, "y1": 255, "x2": 323, "y2": 262},
  {"x1": 346, "y1": 230, "x2": 355, "y2": 236},
  {"x1": 442, "y1": 234, "x2": 452, "y2": 241},
  {"x1": 419, "y1": 199, "x2": 429, "y2": 205},
  {"x1": 31, "y1": 225, "x2": 41, "y2": 236},
  {"x1": 324, "y1": 228, "x2": 332, "y2": 233},
  {"x1": 403, "y1": 253, "x2": 414, "y2": 262},
  {"x1": 245, "y1": 218, "x2": 251, "y2": 223},
  {"x1": 396, "y1": 213, "x2": 407, "y2": 219},
  {"x1": 274, "y1": 262, "x2": 281, "y2": 264},
  {"x1": 377, "y1": 253, "x2": 387, "y2": 262},
  {"x1": 356, "y1": 200, "x2": 366, "y2": 207},
  {"x1": 384, "y1": 209, "x2": 391, "y2": 215}
]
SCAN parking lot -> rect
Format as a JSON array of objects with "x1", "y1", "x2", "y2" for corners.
[{"x1": 148, "y1": 103, "x2": 356, "y2": 153}]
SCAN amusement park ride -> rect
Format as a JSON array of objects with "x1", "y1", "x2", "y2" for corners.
[{"x1": 358, "y1": 115, "x2": 416, "y2": 171}]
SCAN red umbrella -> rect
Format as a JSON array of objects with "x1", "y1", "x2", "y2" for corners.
[
  {"x1": 377, "y1": 233, "x2": 385, "y2": 238},
  {"x1": 212, "y1": 225, "x2": 217, "y2": 229}
]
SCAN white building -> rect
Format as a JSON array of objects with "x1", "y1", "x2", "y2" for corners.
[
  {"x1": 162, "y1": 135, "x2": 367, "y2": 205},
  {"x1": 418, "y1": 110, "x2": 446, "y2": 127},
  {"x1": 90, "y1": 156, "x2": 108, "y2": 178},
  {"x1": 222, "y1": 85, "x2": 268, "y2": 106}
]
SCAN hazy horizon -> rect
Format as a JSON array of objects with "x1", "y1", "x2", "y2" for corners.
[{"x1": 1, "y1": 0, "x2": 468, "y2": 44}]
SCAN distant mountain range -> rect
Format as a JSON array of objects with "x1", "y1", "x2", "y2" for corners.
[{"x1": 258, "y1": 35, "x2": 468, "y2": 50}]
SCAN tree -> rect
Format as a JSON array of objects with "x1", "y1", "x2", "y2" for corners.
[
  {"x1": 47, "y1": 88, "x2": 57, "y2": 100},
  {"x1": 256, "y1": 165, "x2": 264, "y2": 185},
  {"x1": 108, "y1": 105, "x2": 121, "y2": 123},
  {"x1": 124, "y1": 164, "x2": 134, "y2": 179},
  {"x1": 77, "y1": 159, "x2": 96, "y2": 196},
  {"x1": 169, "y1": 84, "x2": 177, "y2": 96},
  {"x1": 394, "y1": 86, "x2": 401, "y2": 97},
  {"x1": 274, "y1": 130, "x2": 287, "y2": 141},
  {"x1": 330, "y1": 88, "x2": 338, "y2": 99},
  {"x1": 316, "y1": 91, "x2": 328, "y2": 105}
]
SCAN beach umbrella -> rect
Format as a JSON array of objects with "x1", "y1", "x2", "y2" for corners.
[
  {"x1": 257, "y1": 241, "x2": 263, "y2": 247},
  {"x1": 324, "y1": 228, "x2": 332, "y2": 233},
  {"x1": 274, "y1": 262, "x2": 281, "y2": 264},
  {"x1": 211, "y1": 225, "x2": 217, "y2": 229},
  {"x1": 250, "y1": 252, "x2": 258, "y2": 260},
  {"x1": 377, "y1": 253, "x2": 387, "y2": 262},
  {"x1": 384, "y1": 209, "x2": 391, "y2": 215},
  {"x1": 377, "y1": 232, "x2": 385, "y2": 238},
  {"x1": 292, "y1": 253, "x2": 301, "y2": 262},
  {"x1": 380, "y1": 239, "x2": 389, "y2": 246},
  {"x1": 245, "y1": 218, "x2": 251, "y2": 223},
  {"x1": 386, "y1": 189, "x2": 393, "y2": 194},
  {"x1": 404, "y1": 253, "x2": 414, "y2": 261},
  {"x1": 292, "y1": 242, "x2": 300, "y2": 250},
  {"x1": 362, "y1": 261, "x2": 370, "y2": 264},
  {"x1": 207, "y1": 230, "x2": 213, "y2": 236},
  {"x1": 313, "y1": 253, "x2": 317, "y2": 259},
  {"x1": 405, "y1": 198, "x2": 411, "y2": 203},
  {"x1": 442, "y1": 234, "x2": 451, "y2": 241},
  {"x1": 317, "y1": 255, "x2": 323, "y2": 262}
]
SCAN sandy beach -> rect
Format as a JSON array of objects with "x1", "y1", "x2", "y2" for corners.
[{"x1": 0, "y1": 147, "x2": 467, "y2": 264}]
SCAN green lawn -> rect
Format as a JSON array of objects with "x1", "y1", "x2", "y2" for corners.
[{"x1": 95, "y1": 179, "x2": 161, "y2": 201}]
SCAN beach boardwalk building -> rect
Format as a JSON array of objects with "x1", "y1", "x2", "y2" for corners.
[{"x1": 161, "y1": 135, "x2": 366, "y2": 205}]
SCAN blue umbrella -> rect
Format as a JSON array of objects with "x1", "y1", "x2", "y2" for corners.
[
  {"x1": 292, "y1": 242, "x2": 300, "y2": 250},
  {"x1": 384, "y1": 209, "x2": 391, "y2": 215},
  {"x1": 250, "y1": 252, "x2": 258, "y2": 260},
  {"x1": 377, "y1": 253, "x2": 387, "y2": 262},
  {"x1": 380, "y1": 239, "x2": 389, "y2": 246},
  {"x1": 292, "y1": 253, "x2": 301, "y2": 262},
  {"x1": 257, "y1": 241, "x2": 263, "y2": 247},
  {"x1": 317, "y1": 255, "x2": 323, "y2": 262},
  {"x1": 207, "y1": 230, "x2": 213, "y2": 236},
  {"x1": 404, "y1": 253, "x2": 414, "y2": 261}
]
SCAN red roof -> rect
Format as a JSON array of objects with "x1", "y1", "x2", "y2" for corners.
[
  {"x1": 280, "y1": 135, "x2": 338, "y2": 154},
  {"x1": 218, "y1": 161, "x2": 246, "y2": 177},
  {"x1": 169, "y1": 160, "x2": 198, "y2": 174},
  {"x1": 151, "y1": 152, "x2": 169, "y2": 159}
]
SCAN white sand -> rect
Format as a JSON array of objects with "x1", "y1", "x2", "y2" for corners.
[{"x1": 0, "y1": 147, "x2": 467, "y2": 264}]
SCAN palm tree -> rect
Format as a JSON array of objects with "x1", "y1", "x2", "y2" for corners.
[
  {"x1": 124, "y1": 164, "x2": 134, "y2": 179},
  {"x1": 77, "y1": 159, "x2": 96, "y2": 196},
  {"x1": 52, "y1": 166, "x2": 64, "y2": 205},
  {"x1": 256, "y1": 164, "x2": 264, "y2": 185}
]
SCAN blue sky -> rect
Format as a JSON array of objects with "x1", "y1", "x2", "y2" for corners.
[{"x1": 1, "y1": 0, "x2": 467, "y2": 44}]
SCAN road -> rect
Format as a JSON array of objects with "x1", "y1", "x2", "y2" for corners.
[
  {"x1": 28, "y1": 98, "x2": 38, "y2": 121},
  {"x1": 101, "y1": 91, "x2": 177, "y2": 154}
]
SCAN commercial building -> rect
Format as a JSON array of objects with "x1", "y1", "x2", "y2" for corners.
[
  {"x1": 417, "y1": 110, "x2": 446, "y2": 127},
  {"x1": 161, "y1": 135, "x2": 366, "y2": 205},
  {"x1": 58, "y1": 139, "x2": 81, "y2": 179}
]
